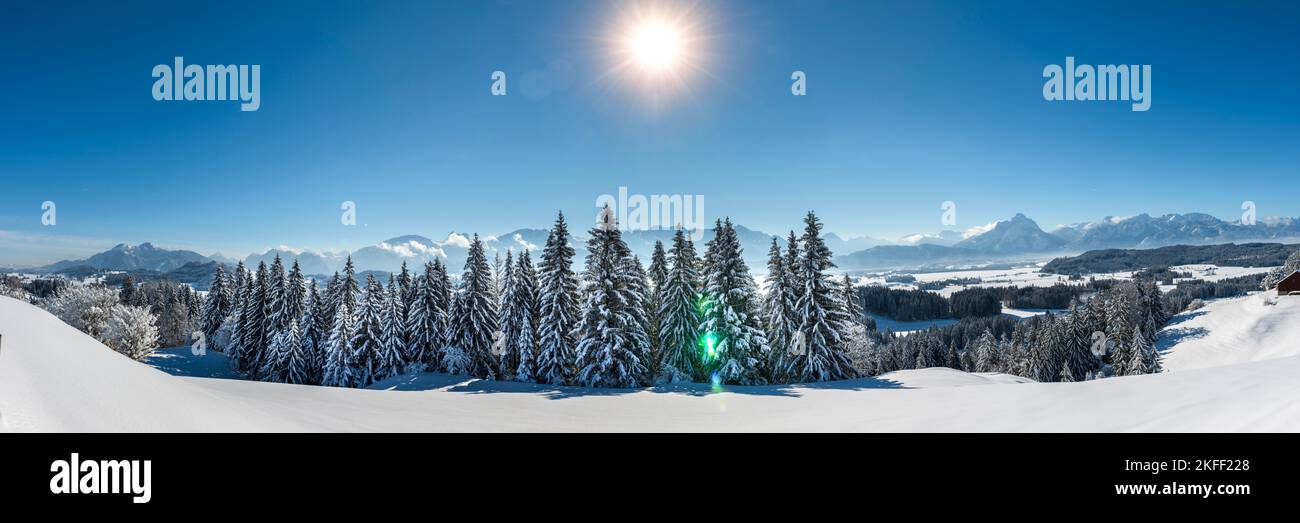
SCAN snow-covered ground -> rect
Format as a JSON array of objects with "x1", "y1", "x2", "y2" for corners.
[
  {"x1": 1159, "y1": 291, "x2": 1300, "y2": 372},
  {"x1": 3, "y1": 294, "x2": 1300, "y2": 432},
  {"x1": 855, "y1": 263, "x2": 1277, "y2": 297}
]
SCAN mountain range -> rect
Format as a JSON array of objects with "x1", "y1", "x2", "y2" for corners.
[
  {"x1": 841, "y1": 212, "x2": 1300, "y2": 269},
  {"x1": 18, "y1": 211, "x2": 1300, "y2": 278}
]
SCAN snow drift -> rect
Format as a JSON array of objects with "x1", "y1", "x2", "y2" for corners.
[{"x1": 3, "y1": 294, "x2": 1300, "y2": 432}]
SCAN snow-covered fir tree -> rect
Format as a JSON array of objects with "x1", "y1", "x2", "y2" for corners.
[
  {"x1": 496, "y1": 250, "x2": 516, "y2": 370},
  {"x1": 200, "y1": 264, "x2": 232, "y2": 339},
  {"x1": 573, "y1": 213, "x2": 650, "y2": 388},
  {"x1": 404, "y1": 264, "x2": 433, "y2": 368},
  {"x1": 234, "y1": 261, "x2": 271, "y2": 376},
  {"x1": 397, "y1": 260, "x2": 415, "y2": 319},
  {"x1": 350, "y1": 274, "x2": 386, "y2": 386},
  {"x1": 266, "y1": 255, "x2": 288, "y2": 333},
  {"x1": 646, "y1": 240, "x2": 670, "y2": 375},
  {"x1": 764, "y1": 235, "x2": 800, "y2": 383},
  {"x1": 287, "y1": 285, "x2": 321, "y2": 385},
  {"x1": 373, "y1": 276, "x2": 407, "y2": 382},
  {"x1": 450, "y1": 234, "x2": 500, "y2": 379},
  {"x1": 841, "y1": 274, "x2": 861, "y2": 324},
  {"x1": 699, "y1": 218, "x2": 770, "y2": 385},
  {"x1": 534, "y1": 212, "x2": 581, "y2": 385},
  {"x1": 657, "y1": 228, "x2": 702, "y2": 382},
  {"x1": 260, "y1": 261, "x2": 308, "y2": 382},
  {"x1": 784, "y1": 212, "x2": 856, "y2": 382},
  {"x1": 1060, "y1": 359, "x2": 1076, "y2": 382},
  {"x1": 1127, "y1": 325, "x2": 1161, "y2": 375},
  {"x1": 945, "y1": 342, "x2": 961, "y2": 370},
  {"x1": 229, "y1": 261, "x2": 247, "y2": 315},
  {"x1": 406, "y1": 260, "x2": 450, "y2": 370},
  {"x1": 276, "y1": 261, "x2": 307, "y2": 334},
  {"x1": 322, "y1": 258, "x2": 360, "y2": 387},
  {"x1": 623, "y1": 252, "x2": 653, "y2": 382},
  {"x1": 263, "y1": 317, "x2": 299, "y2": 383},
  {"x1": 1060, "y1": 305, "x2": 1095, "y2": 382},
  {"x1": 498, "y1": 249, "x2": 538, "y2": 380}
]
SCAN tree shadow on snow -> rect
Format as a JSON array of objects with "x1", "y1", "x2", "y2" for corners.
[
  {"x1": 1156, "y1": 326, "x2": 1209, "y2": 352},
  {"x1": 372, "y1": 372, "x2": 907, "y2": 400},
  {"x1": 1164, "y1": 310, "x2": 1209, "y2": 327}
]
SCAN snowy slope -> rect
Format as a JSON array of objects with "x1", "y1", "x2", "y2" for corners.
[
  {"x1": 4, "y1": 295, "x2": 1300, "y2": 432},
  {"x1": 1158, "y1": 291, "x2": 1300, "y2": 372},
  {"x1": 0, "y1": 296, "x2": 295, "y2": 432}
]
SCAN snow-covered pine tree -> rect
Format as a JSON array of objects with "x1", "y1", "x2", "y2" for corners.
[
  {"x1": 495, "y1": 250, "x2": 517, "y2": 374},
  {"x1": 699, "y1": 218, "x2": 770, "y2": 385},
  {"x1": 398, "y1": 260, "x2": 415, "y2": 318},
  {"x1": 230, "y1": 261, "x2": 247, "y2": 315},
  {"x1": 1127, "y1": 325, "x2": 1159, "y2": 375},
  {"x1": 841, "y1": 274, "x2": 861, "y2": 324},
  {"x1": 497, "y1": 250, "x2": 523, "y2": 378},
  {"x1": 657, "y1": 228, "x2": 702, "y2": 382},
  {"x1": 945, "y1": 342, "x2": 961, "y2": 370},
  {"x1": 263, "y1": 317, "x2": 299, "y2": 383},
  {"x1": 573, "y1": 214, "x2": 650, "y2": 388},
  {"x1": 406, "y1": 260, "x2": 449, "y2": 370},
  {"x1": 492, "y1": 251, "x2": 505, "y2": 302},
  {"x1": 278, "y1": 261, "x2": 307, "y2": 334},
  {"x1": 322, "y1": 258, "x2": 360, "y2": 387},
  {"x1": 782, "y1": 231, "x2": 803, "y2": 301},
  {"x1": 974, "y1": 329, "x2": 998, "y2": 372},
  {"x1": 307, "y1": 283, "x2": 330, "y2": 382},
  {"x1": 534, "y1": 212, "x2": 580, "y2": 385},
  {"x1": 404, "y1": 265, "x2": 432, "y2": 368},
  {"x1": 286, "y1": 285, "x2": 319, "y2": 385},
  {"x1": 510, "y1": 250, "x2": 539, "y2": 382},
  {"x1": 646, "y1": 240, "x2": 670, "y2": 376},
  {"x1": 1105, "y1": 284, "x2": 1137, "y2": 349},
  {"x1": 266, "y1": 255, "x2": 288, "y2": 333},
  {"x1": 450, "y1": 234, "x2": 500, "y2": 379},
  {"x1": 200, "y1": 264, "x2": 232, "y2": 340},
  {"x1": 784, "y1": 212, "x2": 856, "y2": 382},
  {"x1": 288, "y1": 315, "x2": 315, "y2": 385},
  {"x1": 762, "y1": 239, "x2": 791, "y2": 381},
  {"x1": 1145, "y1": 330, "x2": 1163, "y2": 375},
  {"x1": 701, "y1": 218, "x2": 722, "y2": 278},
  {"x1": 234, "y1": 262, "x2": 271, "y2": 375},
  {"x1": 1060, "y1": 359, "x2": 1076, "y2": 382},
  {"x1": 431, "y1": 259, "x2": 452, "y2": 361},
  {"x1": 1137, "y1": 280, "x2": 1165, "y2": 345},
  {"x1": 349, "y1": 274, "x2": 386, "y2": 386},
  {"x1": 1060, "y1": 304, "x2": 1094, "y2": 381},
  {"x1": 263, "y1": 260, "x2": 307, "y2": 382},
  {"x1": 623, "y1": 251, "x2": 653, "y2": 377},
  {"x1": 373, "y1": 276, "x2": 407, "y2": 382}
]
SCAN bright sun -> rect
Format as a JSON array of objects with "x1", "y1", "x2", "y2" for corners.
[
  {"x1": 628, "y1": 20, "x2": 684, "y2": 73},
  {"x1": 608, "y1": 2, "x2": 707, "y2": 95}
]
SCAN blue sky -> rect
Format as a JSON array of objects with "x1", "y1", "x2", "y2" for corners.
[{"x1": 2, "y1": 0, "x2": 1298, "y2": 266}]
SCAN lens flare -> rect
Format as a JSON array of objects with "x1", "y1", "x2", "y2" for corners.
[{"x1": 700, "y1": 331, "x2": 719, "y2": 361}]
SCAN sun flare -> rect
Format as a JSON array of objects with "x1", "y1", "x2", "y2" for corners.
[
  {"x1": 628, "y1": 20, "x2": 684, "y2": 73},
  {"x1": 606, "y1": 2, "x2": 710, "y2": 98}
]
